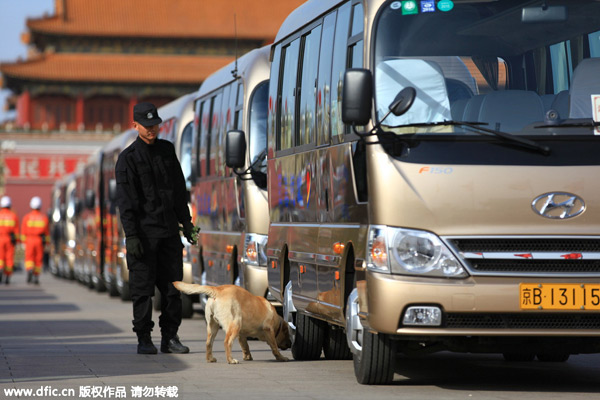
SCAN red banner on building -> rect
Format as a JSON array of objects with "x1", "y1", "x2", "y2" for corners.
[{"x1": 4, "y1": 155, "x2": 89, "y2": 182}]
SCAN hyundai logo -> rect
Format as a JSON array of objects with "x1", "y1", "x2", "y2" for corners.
[{"x1": 531, "y1": 192, "x2": 585, "y2": 219}]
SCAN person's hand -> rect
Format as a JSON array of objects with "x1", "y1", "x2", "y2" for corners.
[
  {"x1": 126, "y1": 236, "x2": 144, "y2": 259},
  {"x1": 182, "y1": 223, "x2": 199, "y2": 245}
]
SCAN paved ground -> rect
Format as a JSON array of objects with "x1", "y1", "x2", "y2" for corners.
[
  {"x1": 2, "y1": 270, "x2": 600, "y2": 400},
  {"x1": 0, "y1": 270, "x2": 394, "y2": 400}
]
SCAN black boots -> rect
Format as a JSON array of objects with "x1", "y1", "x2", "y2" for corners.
[
  {"x1": 137, "y1": 332, "x2": 189, "y2": 354},
  {"x1": 137, "y1": 332, "x2": 158, "y2": 354},
  {"x1": 161, "y1": 335, "x2": 189, "y2": 354}
]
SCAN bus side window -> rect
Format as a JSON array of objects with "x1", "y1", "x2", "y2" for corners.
[
  {"x1": 207, "y1": 94, "x2": 223, "y2": 177},
  {"x1": 279, "y1": 39, "x2": 301, "y2": 151},
  {"x1": 234, "y1": 81, "x2": 244, "y2": 131},
  {"x1": 549, "y1": 41, "x2": 573, "y2": 93},
  {"x1": 217, "y1": 85, "x2": 231, "y2": 178},
  {"x1": 200, "y1": 100, "x2": 210, "y2": 177},
  {"x1": 268, "y1": 45, "x2": 282, "y2": 155},
  {"x1": 317, "y1": 12, "x2": 336, "y2": 147},
  {"x1": 331, "y1": 2, "x2": 352, "y2": 143},
  {"x1": 590, "y1": 30, "x2": 600, "y2": 57},
  {"x1": 193, "y1": 100, "x2": 204, "y2": 180},
  {"x1": 180, "y1": 121, "x2": 193, "y2": 190},
  {"x1": 298, "y1": 25, "x2": 322, "y2": 148}
]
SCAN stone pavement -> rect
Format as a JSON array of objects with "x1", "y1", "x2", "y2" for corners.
[{"x1": 0, "y1": 270, "x2": 404, "y2": 400}]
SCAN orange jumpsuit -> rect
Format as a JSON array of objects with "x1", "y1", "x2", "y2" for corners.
[
  {"x1": 0, "y1": 208, "x2": 19, "y2": 277},
  {"x1": 21, "y1": 209, "x2": 49, "y2": 276}
]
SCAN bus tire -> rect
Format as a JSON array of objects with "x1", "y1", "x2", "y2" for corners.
[
  {"x1": 120, "y1": 283, "x2": 131, "y2": 301},
  {"x1": 292, "y1": 311, "x2": 324, "y2": 361},
  {"x1": 353, "y1": 329, "x2": 396, "y2": 385},
  {"x1": 323, "y1": 325, "x2": 352, "y2": 360},
  {"x1": 346, "y1": 287, "x2": 395, "y2": 384}
]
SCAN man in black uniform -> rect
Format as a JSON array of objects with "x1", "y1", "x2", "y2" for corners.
[{"x1": 115, "y1": 102, "x2": 197, "y2": 354}]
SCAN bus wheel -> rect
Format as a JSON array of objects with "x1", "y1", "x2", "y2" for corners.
[
  {"x1": 120, "y1": 283, "x2": 131, "y2": 301},
  {"x1": 346, "y1": 287, "x2": 395, "y2": 384},
  {"x1": 323, "y1": 325, "x2": 352, "y2": 360},
  {"x1": 293, "y1": 312, "x2": 324, "y2": 360},
  {"x1": 284, "y1": 281, "x2": 324, "y2": 360},
  {"x1": 108, "y1": 274, "x2": 120, "y2": 297}
]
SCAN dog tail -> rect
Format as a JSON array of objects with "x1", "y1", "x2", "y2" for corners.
[{"x1": 172, "y1": 281, "x2": 219, "y2": 298}]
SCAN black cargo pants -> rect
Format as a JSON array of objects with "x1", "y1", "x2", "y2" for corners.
[{"x1": 127, "y1": 235, "x2": 184, "y2": 338}]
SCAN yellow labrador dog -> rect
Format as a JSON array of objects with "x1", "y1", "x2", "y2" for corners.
[{"x1": 173, "y1": 282, "x2": 291, "y2": 364}]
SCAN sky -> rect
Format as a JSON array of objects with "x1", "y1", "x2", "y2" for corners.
[{"x1": 0, "y1": 0, "x2": 54, "y2": 122}]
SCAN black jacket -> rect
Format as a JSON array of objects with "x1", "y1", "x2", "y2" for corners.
[{"x1": 115, "y1": 136, "x2": 191, "y2": 238}]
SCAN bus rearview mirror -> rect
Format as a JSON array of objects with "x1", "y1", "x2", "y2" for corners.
[
  {"x1": 342, "y1": 69, "x2": 373, "y2": 126},
  {"x1": 522, "y1": 5, "x2": 567, "y2": 23},
  {"x1": 225, "y1": 130, "x2": 247, "y2": 169}
]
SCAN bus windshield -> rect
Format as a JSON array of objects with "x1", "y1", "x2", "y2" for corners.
[
  {"x1": 373, "y1": 0, "x2": 600, "y2": 135},
  {"x1": 249, "y1": 81, "x2": 269, "y2": 173}
]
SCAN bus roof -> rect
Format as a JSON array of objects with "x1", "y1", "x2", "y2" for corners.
[
  {"x1": 158, "y1": 92, "x2": 196, "y2": 123},
  {"x1": 274, "y1": 0, "x2": 342, "y2": 44},
  {"x1": 101, "y1": 129, "x2": 138, "y2": 155},
  {"x1": 195, "y1": 46, "x2": 271, "y2": 99}
]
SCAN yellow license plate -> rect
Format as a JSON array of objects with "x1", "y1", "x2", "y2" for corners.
[{"x1": 520, "y1": 283, "x2": 600, "y2": 310}]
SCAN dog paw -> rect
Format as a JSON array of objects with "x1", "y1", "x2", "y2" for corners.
[
  {"x1": 227, "y1": 358, "x2": 239, "y2": 364},
  {"x1": 276, "y1": 356, "x2": 289, "y2": 362},
  {"x1": 207, "y1": 357, "x2": 217, "y2": 363},
  {"x1": 243, "y1": 355, "x2": 253, "y2": 361}
]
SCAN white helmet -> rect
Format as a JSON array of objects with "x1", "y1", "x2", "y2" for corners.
[
  {"x1": 30, "y1": 196, "x2": 42, "y2": 210},
  {"x1": 0, "y1": 196, "x2": 11, "y2": 208}
]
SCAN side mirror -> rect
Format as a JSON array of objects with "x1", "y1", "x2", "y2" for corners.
[
  {"x1": 108, "y1": 179, "x2": 117, "y2": 202},
  {"x1": 85, "y1": 189, "x2": 95, "y2": 209},
  {"x1": 342, "y1": 68, "x2": 373, "y2": 126},
  {"x1": 225, "y1": 130, "x2": 247, "y2": 169},
  {"x1": 389, "y1": 87, "x2": 417, "y2": 117}
]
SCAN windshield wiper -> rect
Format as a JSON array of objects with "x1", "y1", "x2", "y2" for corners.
[
  {"x1": 534, "y1": 119, "x2": 600, "y2": 129},
  {"x1": 385, "y1": 120, "x2": 551, "y2": 156}
]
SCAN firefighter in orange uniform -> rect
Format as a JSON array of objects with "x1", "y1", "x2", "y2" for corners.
[
  {"x1": 0, "y1": 196, "x2": 19, "y2": 285},
  {"x1": 21, "y1": 196, "x2": 49, "y2": 284}
]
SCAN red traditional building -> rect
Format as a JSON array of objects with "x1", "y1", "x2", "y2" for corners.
[
  {"x1": 1, "y1": 0, "x2": 305, "y2": 132},
  {"x1": 0, "y1": 0, "x2": 305, "y2": 217}
]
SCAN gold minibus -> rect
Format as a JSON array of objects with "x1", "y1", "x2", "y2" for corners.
[
  {"x1": 191, "y1": 46, "x2": 272, "y2": 302},
  {"x1": 266, "y1": 0, "x2": 600, "y2": 384}
]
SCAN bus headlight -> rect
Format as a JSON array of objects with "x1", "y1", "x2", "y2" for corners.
[
  {"x1": 243, "y1": 233, "x2": 268, "y2": 267},
  {"x1": 367, "y1": 226, "x2": 467, "y2": 278}
]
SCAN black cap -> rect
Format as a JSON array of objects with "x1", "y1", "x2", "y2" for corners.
[{"x1": 133, "y1": 102, "x2": 163, "y2": 127}]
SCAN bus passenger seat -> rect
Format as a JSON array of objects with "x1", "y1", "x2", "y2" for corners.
[
  {"x1": 462, "y1": 94, "x2": 486, "y2": 122},
  {"x1": 451, "y1": 98, "x2": 469, "y2": 120},
  {"x1": 477, "y1": 90, "x2": 545, "y2": 132},
  {"x1": 569, "y1": 58, "x2": 600, "y2": 119},
  {"x1": 550, "y1": 90, "x2": 569, "y2": 119}
]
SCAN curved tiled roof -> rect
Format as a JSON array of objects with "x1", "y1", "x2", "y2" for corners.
[
  {"x1": 27, "y1": 0, "x2": 306, "y2": 40},
  {"x1": 0, "y1": 53, "x2": 234, "y2": 84}
]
